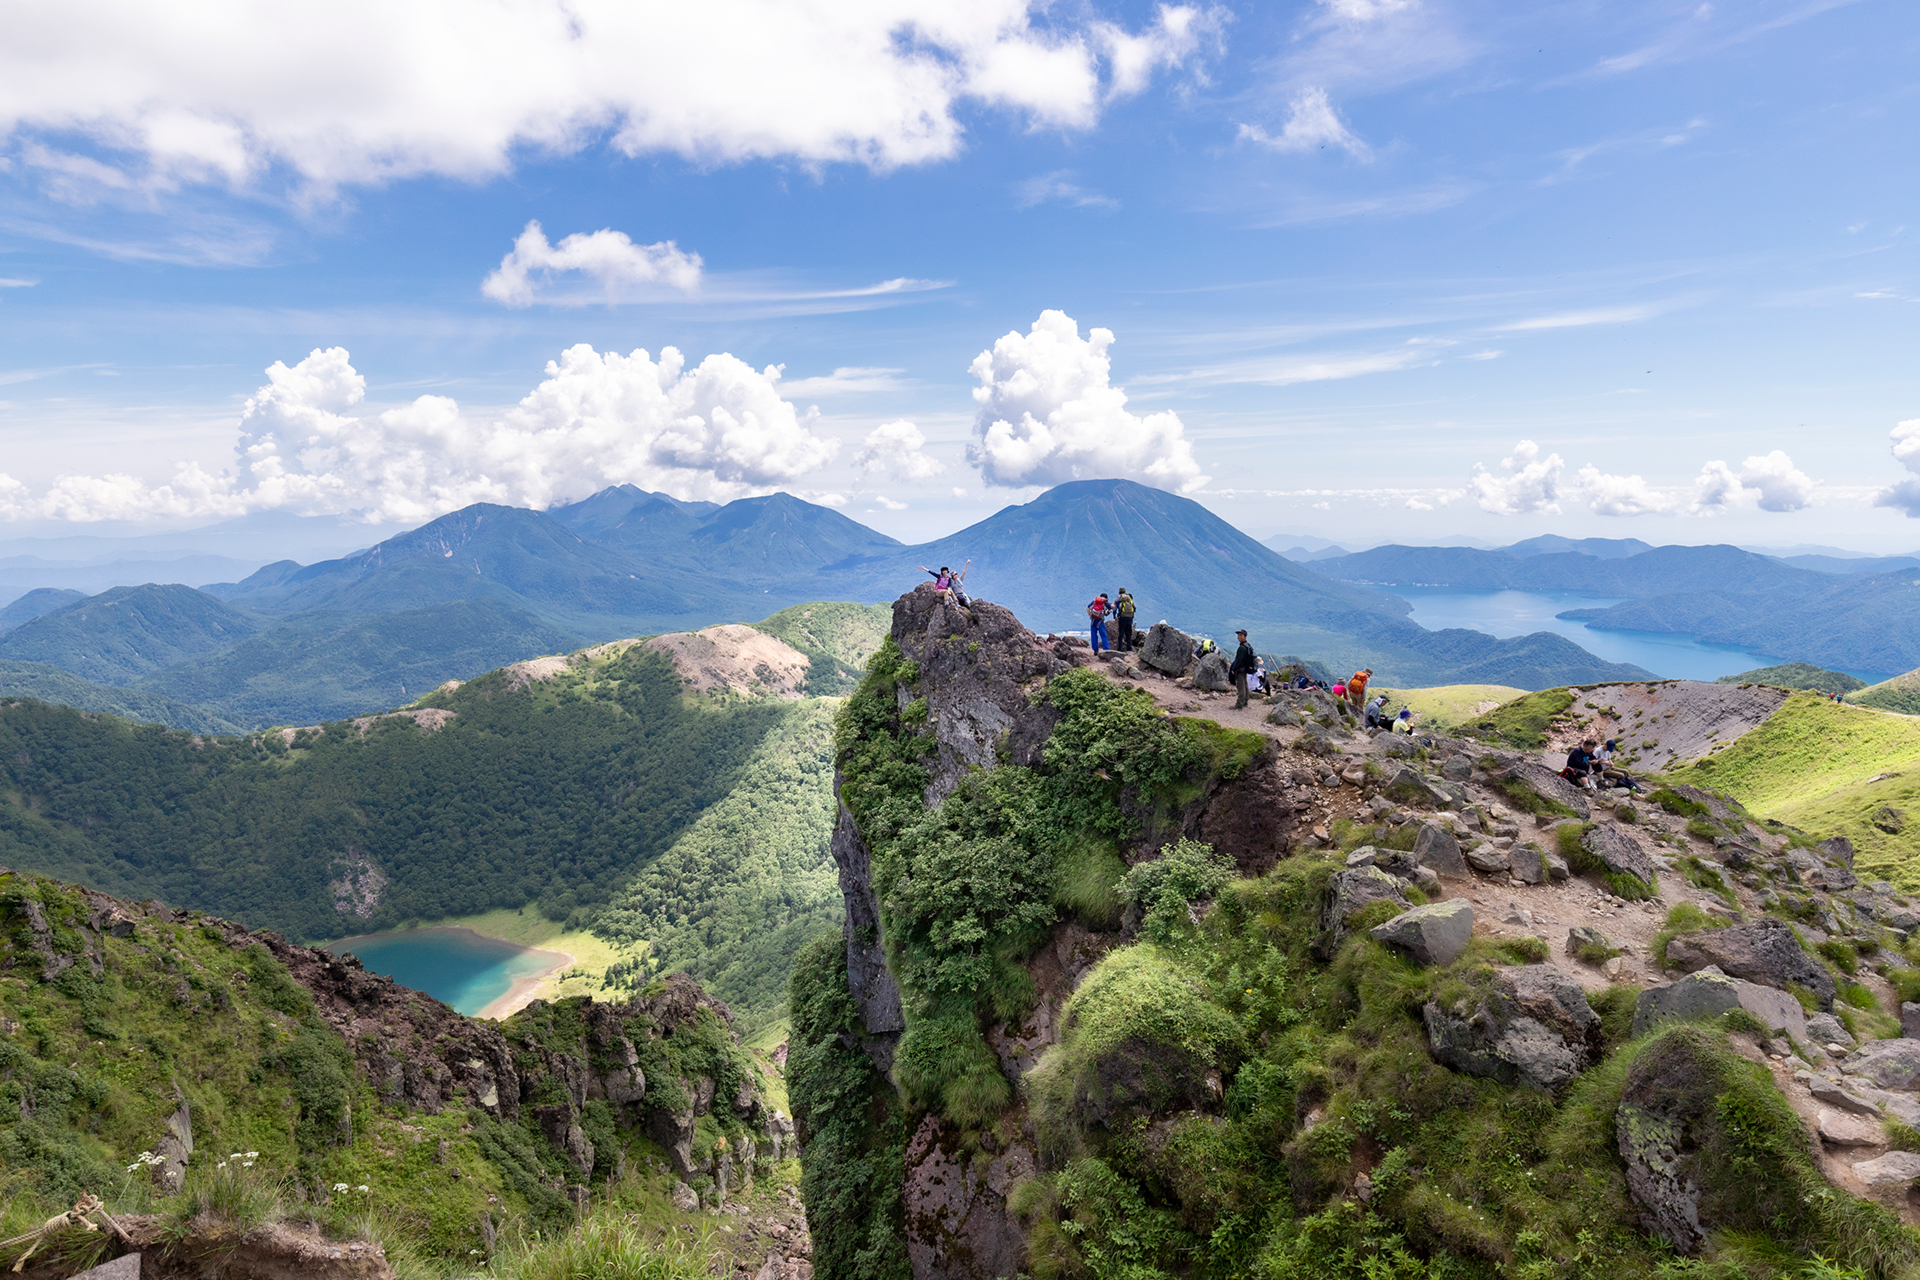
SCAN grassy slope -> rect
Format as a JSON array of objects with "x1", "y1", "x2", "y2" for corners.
[
  {"x1": 1458, "y1": 686, "x2": 1578, "y2": 749},
  {"x1": 1715, "y1": 661, "x2": 1865, "y2": 695},
  {"x1": 1852, "y1": 665, "x2": 1920, "y2": 715},
  {"x1": 1388, "y1": 683, "x2": 1529, "y2": 731},
  {"x1": 1669, "y1": 691, "x2": 1920, "y2": 886},
  {"x1": 751, "y1": 601, "x2": 892, "y2": 696}
]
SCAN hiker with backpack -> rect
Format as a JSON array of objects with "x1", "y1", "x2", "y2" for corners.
[
  {"x1": 1087, "y1": 592, "x2": 1111, "y2": 653},
  {"x1": 1347, "y1": 668, "x2": 1372, "y2": 713},
  {"x1": 1114, "y1": 588, "x2": 1137, "y2": 651},
  {"x1": 1230, "y1": 629, "x2": 1258, "y2": 709}
]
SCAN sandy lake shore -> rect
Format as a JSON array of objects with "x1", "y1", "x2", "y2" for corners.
[{"x1": 476, "y1": 944, "x2": 573, "y2": 1019}]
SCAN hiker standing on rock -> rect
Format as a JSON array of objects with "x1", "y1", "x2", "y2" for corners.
[
  {"x1": 1114, "y1": 588, "x2": 1137, "y2": 651},
  {"x1": 1087, "y1": 592, "x2": 1111, "y2": 653},
  {"x1": 1347, "y1": 668, "x2": 1372, "y2": 713},
  {"x1": 1230, "y1": 629, "x2": 1258, "y2": 709}
]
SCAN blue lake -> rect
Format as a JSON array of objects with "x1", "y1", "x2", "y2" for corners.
[
  {"x1": 325, "y1": 927, "x2": 564, "y2": 1017},
  {"x1": 1392, "y1": 588, "x2": 1831, "y2": 683}
]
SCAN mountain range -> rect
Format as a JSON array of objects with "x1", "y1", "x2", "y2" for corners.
[{"x1": 0, "y1": 481, "x2": 1660, "y2": 727}]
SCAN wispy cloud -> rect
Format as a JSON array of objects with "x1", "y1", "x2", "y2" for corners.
[
  {"x1": 778, "y1": 367, "x2": 906, "y2": 397},
  {"x1": 1496, "y1": 302, "x2": 1675, "y2": 331},
  {"x1": 1137, "y1": 343, "x2": 1441, "y2": 388},
  {"x1": 1238, "y1": 88, "x2": 1371, "y2": 160},
  {"x1": 1015, "y1": 170, "x2": 1118, "y2": 210},
  {"x1": 1248, "y1": 180, "x2": 1477, "y2": 227},
  {"x1": 0, "y1": 277, "x2": 35, "y2": 289}
]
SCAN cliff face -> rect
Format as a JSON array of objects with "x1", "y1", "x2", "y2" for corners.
[{"x1": 816, "y1": 587, "x2": 1322, "y2": 1278}]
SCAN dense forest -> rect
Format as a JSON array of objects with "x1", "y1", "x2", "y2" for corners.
[{"x1": 0, "y1": 645, "x2": 807, "y2": 941}]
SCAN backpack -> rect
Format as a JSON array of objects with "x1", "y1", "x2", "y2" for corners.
[
  {"x1": 1117, "y1": 594, "x2": 1135, "y2": 618},
  {"x1": 1088, "y1": 598, "x2": 1107, "y2": 619},
  {"x1": 1197, "y1": 638, "x2": 1216, "y2": 656}
]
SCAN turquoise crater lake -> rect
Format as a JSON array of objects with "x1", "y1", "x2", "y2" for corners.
[{"x1": 325, "y1": 927, "x2": 567, "y2": 1018}]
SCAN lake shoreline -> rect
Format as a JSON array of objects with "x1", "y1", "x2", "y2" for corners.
[{"x1": 324, "y1": 925, "x2": 572, "y2": 1020}]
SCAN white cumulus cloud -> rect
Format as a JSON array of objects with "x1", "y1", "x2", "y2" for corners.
[
  {"x1": 0, "y1": 344, "x2": 840, "y2": 523},
  {"x1": 966, "y1": 309, "x2": 1206, "y2": 492},
  {"x1": 1874, "y1": 419, "x2": 1920, "y2": 517},
  {"x1": 1574, "y1": 465, "x2": 1675, "y2": 517},
  {"x1": 1691, "y1": 449, "x2": 1815, "y2": 514},
  {"x1": 1467, "y1": 440, "x2": 1562, "y2": 515},
  {"x1": 0, "y1": 1, "x2": 1219, "y2": 197},
  {"x1": 1238, "y1": 88, "x2": 1371, "y2": 160},
  {"x1": 855, "y1": 420, "x2": 945, "y2": 482},
  {"x1": 481, "y1": 221, "x2": 702, "y2": 307}
]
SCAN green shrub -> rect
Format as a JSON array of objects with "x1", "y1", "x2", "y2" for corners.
[
  {"x1": 1117, "y1": 838, "x2": 1236, "y2": 945},
  {"x1": 1648, "y1": 789, "x2": 1710, "y2": 819},
  {"x1": 1820, "y1": 939, "x2": 1861, "y2": 976},
  {"x1": 1054, "y1": 844, "x2": 1127, "y2": 930},
  {"x1": 1653, "y1": 903, "x2": 1728, "y2": 967}
]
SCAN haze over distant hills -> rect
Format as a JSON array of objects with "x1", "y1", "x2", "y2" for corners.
[{"x1": 22, "y1": 478, "x2": 1920, "y2": 730}]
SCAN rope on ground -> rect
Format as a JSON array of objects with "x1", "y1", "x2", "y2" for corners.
[{"x1": 2, "y1": 1194, "x2": 132, "y2": 1272}]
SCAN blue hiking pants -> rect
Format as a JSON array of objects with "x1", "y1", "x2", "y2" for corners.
[{"x1": 1090, "y1": 619, "x2": 1109, "y2": 652}]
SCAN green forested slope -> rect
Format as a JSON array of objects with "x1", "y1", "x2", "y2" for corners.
[
  {"x1": 0, "y1": 645, "x2": 805, "y2": 941},
  {"x1": 752, "y1": 601, "x2": 892, "y2": 695},
  {"x1": 0, "y1": 659, "x2": 241, "y2": 734},
  {"x1": 598, "y1": 699, "x2": 842, "y2": 1029},
  {"x1": 0, "y1": 583, "x2": 259, "y2": 684}
]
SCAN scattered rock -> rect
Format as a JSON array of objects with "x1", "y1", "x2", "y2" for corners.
[
  {"x1": 1820, "y1": 836, "x2": 1856, "y2": 868},
  {"x1": 1424, "y1": 964, "x2": 1599, "y2": 1093},
  {"x1": 1464, "y1": 843, "x2": 1511, "y2": 874},
  {"x1": 1440, "y1": 755, "x2": 1473, "y2": 782},
  {"x1": 671, "y1": 1181, "x2": 700, "y2": 1212},
  {"x1": 1318, "y1": 867, "x2": 1410, "y2": 959},
  {"x1": 1840, "y1": 1038, "x2": 1920, "y2": 1090},
  {"x1": 1567, "y1": 925, "x2": 1613, "y2": 961},
  {"x1": 1544, "y1": 852, "x2": 1570, "y2": 882},
  {"x1": 1370, "y1": 900, "x2": 1474, "y2": 967},
  {"x1": 1194, "y1": 650, "x2": 1232, "y2": 692},
  {"x1": 1853, "y1": 1151, "x2": 1920, "y2": 1189},
  {"x1": 1816, "y1": 1108, "x2": 1882, "y2": 1147},
  {"x1": 1383, "y1": 766, "x2": 1445, "y2": 809},
  {"x1": 1136, "y1": 622, "x2": 1197, "y2": 676},
  {"x1": 1662, "y1": 918, "x2": 1835, "y2": 1011},
  {"x1": 1412, "y1": 823, "x2": 1468, "y2": 879},
  {"x1": 1265, "y1": 705, "x2": 1302, "y2": 727},
  {"x1": 1505, "y1": 762, "x2": 1592, "y2": 820},
  {"x1": 1904, "y1": 1003, "x2": 1920, "y2": 1040},
  {"x1": 1579, "y1": 824, "x2": 1660, "y2": 891},
  {"x1": 1345, "y1": 847, "x2": 1377, "y2": 868},
  {"x1": 1872, "y1": 805, "x2": 1906, "y2": 835},
  {"x1": 1808, "y1": 1078, "x2": 1880, "y2": 1117},
  {"x1": 1805, "y1": 1011, "x2": 1855, "y2": 1049},
  {"x1": 1630, "y1": 966, "x2": 1808, "y2": 1044},
  {"x1": 1508, "y1": 844, "x2": 1546, "y2": 885}
]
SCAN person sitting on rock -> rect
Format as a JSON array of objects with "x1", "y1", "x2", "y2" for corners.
[
  {"x1": 1391, "y1": 707, "x2": 1415, "y2": 734},
  {"x1": 1563, "y1": 739, "x2": 1602, "y2": 790},
  {"x1": 1596, "y1": 738, "x2": 1641, "y2": 792},
  {"x1": 1364, "y1": 693, "x2": 1389, "y2": 730}
]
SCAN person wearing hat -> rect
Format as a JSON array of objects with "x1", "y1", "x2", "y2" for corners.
[
  {"x1": 1229, "y1": 628, "x2": 1258, "y2": 709},
  {"x1": 1347, "y1": 667, "x2": 1372, "y2": 714},
  {"x1": 1113, "y1": 587, "x2": 1137, "y2": 651}
]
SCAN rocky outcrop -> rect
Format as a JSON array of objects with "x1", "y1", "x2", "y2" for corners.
[
  {"x1": 1424, "y1": 964, "x2": 1600, "y2": 1093},
  {"x1": 903, "y1": 1116, "x2": 1035, "y2": 1280},
  {"x1": 1616, "y1": 1039, "x2": 1710, "y2": 1254},
  {"x1": 1412, "y1": 823, "x2": 1468, "y2": 878},
  {"x1": 830, "y1": 792, "x2": 905, "y2": 1070},
  {"x1": 1136, "y1": 622, "x2": 1196, "y2": 676},
  {"x1": 1630, "y1": 966, "x2": 1808, "y2": 1043},
  {"x1": 891, "y1": 586, "x2": 1083, "y2": 809},
  {"x1": 1370, "y1": 900, "x2": 1473, "y2": 967},
  {"x1": 1661, "y1": 918, "x2": 1835, "y2": 1011},
  {"x1": 1193, "y1": 650, "x2": 1232, "y2": 692},
  {"x1": 21, "y1": 1217, "x2": 395, "y2": 1280}
]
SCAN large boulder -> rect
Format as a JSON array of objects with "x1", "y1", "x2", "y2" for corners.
[
  {"x1": 1820, "y1": 835, "x2": 1856, "y2": 868},
  {"x1": 1509, "y1": 844, "x2": 1547, "y2": 885},
  {"x1": 1616, "y1": 1033, "x2": 1713, "y2": 1254},
  {"x1": 1506, "y1": 762, "x2": 1591, "y2": 820},
  {"x1": 1662, "y1": 918, "x2": 1835, "y2": 1011},
  {"x1": 1193, "y1": 649, "x2": 1232, "y2": 692},
  {"x1": 1424, "y1": 964, "x2": 1599, "y2": 1093},
  {"x1": 1383, "y1": 766, "x2": 1449, "y2": 809},
  {"x1": 1839, "y1": 1038, "x2": 1920, "y2": 1090},
  {"x1": 1853, "y1": 1151, "x2": 1920, "y2": 1189},
  {"x1": 1317, "y1": 866, "x2": 1409, "y2": 959},
  {"x1": 1137, "y1": 622, "x2": 1197, "y2": 676},
  {"x1": 1580, "y1": 824, "x2": 1659, "y2": 891},
  {"x1": 1630, "y1": 966, "x2": 1808, "y2": 1043},
  {"x1": 1370, "y1": 900, "x2": 1473, "y2": 967},
  {"x1": 1412, "y1": 823, "x2": 1468, "y2": 879}
]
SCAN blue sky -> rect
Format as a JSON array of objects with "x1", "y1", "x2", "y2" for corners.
[{"x1": 0, "y1": 0, "x2": 1914, "y2": 553}]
